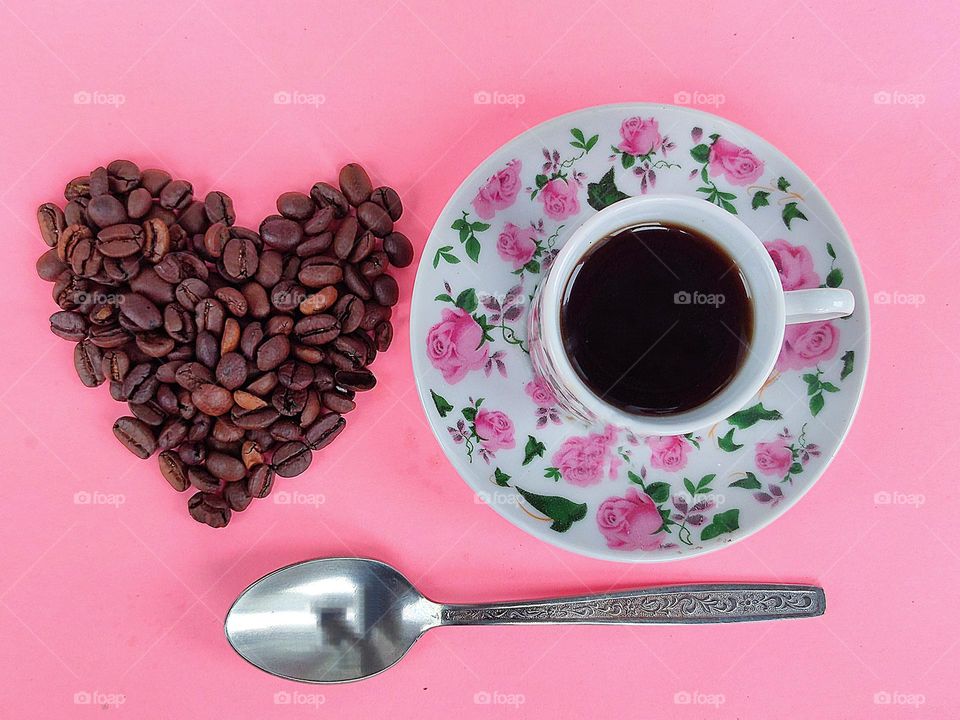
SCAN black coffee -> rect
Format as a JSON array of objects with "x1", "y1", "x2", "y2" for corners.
[{"x1": 561, "y1": 222, "x2": 753, "y2": 415}]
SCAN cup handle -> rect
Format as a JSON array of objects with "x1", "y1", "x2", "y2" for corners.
[{"x1": 783, "y1": 288, "x2": 855, "y2": 324}]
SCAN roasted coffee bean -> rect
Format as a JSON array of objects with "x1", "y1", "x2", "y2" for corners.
[
  {"x1": 122, "y1": 363, "x2": 159, "y2": 403},
  {"x1": 277, "y1": 361, "x2": 313, "y2": 391},
  {"x1": 277, "y1": 192, "x2": 315, "y2": 221},
  {"x1": 126, "y1": 188, "x2": 152, "y2": 219},
  {"x1": 304, "y1": 413, "x2": 345, "y2": 450},
  {"x1": 86, "y1": 194, "x2": 127, "y2": 227},
  {"x1": 213, "y1": 417, "x2": 245, "y2": 443},
  {"x1": 299, "y1": 286, "x2": 338, "y2": 315},
  {"x1": 164, "y1": 303, "x2": 195, "y2": 343},
  {"x1": 131, "y1": 267, "x2": 175, "y2": 304},
  {"x1": 370, "y1": 186, "x2": 403, "y2": 221},
  {"x1": 271, "y1": 441, "x2": 312, "y2": 477},
  {"x1": 141, "y1": 218, "x2": 170, "y2": 263},
  {"x1": 74, "y1": 339, "x2": 104, "y2": 387},
  {"x1": 300, "y1": 390, "x2": 322, "y2": 427},
  {"x1": 107, "y1": 159, "x2": 140, "y2": 193},
  {"x1": 179, "y1": 201, "x2": 208, "y2": 235},
  {"x1": 383, "y1": 231, "x2": 414, "y2": 267},
  {"x1": 239, "y1": 322, "x2": 264, "y2": 359},
  {"x1": 303, "y1": 206, "x2": 335, "y2": 235},
  {"x1": 120, "y1": 293, "x2": 162, "y2": 330},
  {"x1": 297, "y1": 232, "x2": 333, "y2": 258},
  {"x1": 246, "y1": 372, "x2": 278, "y2": 396},
  {"x1": 243, "y1": 281, "x2": 272, "y2": 318},
  {"x1": 89, "y1": 167, "x2": 109, "y2": 196},
  {"x1": 160, "y1": 179, "x2": 193, "y2": 211},
  {"x1": 97, "y1": 223, "x2": 144, "y2": 258},
  {"x1": 216, "y1": 352, "x2": 248, "y2": 390},
  {"x1": 89, "y1": 323, "x2": 130, "y2": 348},
  {"x1": 37, "y1": 203, "x2": 66, "y2": 247},
  {"x1": 359, "y1": 251, "x2": 388, "y2": 279},
  {"x1": 266, "y1": 314, "x2": 294, "y2": 337},
  {"x1": 223, "y1": 481, "x2": 252, "y2": 511},
  {"x1": 178, "y1": 442, "x2": 206, "y2": 465},
  {"x1": 36, "y1": 248, "x2": 68, "y2": 281},
  {"x1": 360, "y1": 303, "x2": 391, "y2": 331},
  {"x1": 269, "y1": 419, "x2": 303, "y2": 442},
  {"x1": 221, "y1": 317, "x2": 241, "y2": 354},
  {"x1": 222, "y1": 236, "x2": 259, "y2": 280},
  {"x1": 102, "y1": 350, "x2": 131, "y2": 383},
  {"x1": 293, "y1": 314, "x2": 339, "y2": 346},
  {"x1": 333, "y1": 216, "x2": 360, "y2": 259},
  {"x1": 158, "y1": 450, "x2": 189, "y2": 491},
  {"x1": 254, "y1": 250, "x2": 283, "y2": 287},
  {"x1": 375, "y1": 320, "x2": 393, "y2": 351},
  {"x1": 246, "y1": 464, "x2": 275, "y2": 498},
  {"x1": 206, "y1": 452, "x2": 246, "y2": 481},
  {"x1": 196, "y1": 332, "x2": 220, "y2": 368},
  {"x1": 256, "y1": 334, "x2": 290, "y2": 371},
  {"x1": 335, "y1": 368, "x2": 376, "y2": 392},
  {"x1": 234, "y1": 390, "x2": 267, "y2": 410},
  {"x1": 333, "y1": 294, "x2": 364, "y2": 334},
  {"x1": 188, "y1": 491, "x2": 231, "y2": 528},
  {"x1": 203, "y1": 221, "x2": 229, "y2": 258},
  {"x1": 64, "y1": 200, "x2": 87, "y2": 226},
  {"x1": 189, "y1": 414, "x2": 213, "y2": 442},
  {"x1": 140, "y1": 168, "x2": 172, "y2": 196},
  {"x1": 232, "y1": 406, "x2": 279, "y2": 430},
  {"x1": 323, "y1": 389, "x2": 356, "y2": 414},
  {"x1": 310, "y1": 182, "x2": 350, "y2": 218},
  {"x1": 64, "y1": 175, "x2": 90, "y2": 201},
  {"x1": 130, "y1": 399, "x2": 166, "y2": 426},
  {"x1": 215, "y1": 286, "x2": 247, "y2": 317},
  {"x1": 272, "y1": 386, "x2": 308, "y2": 416},
  {"x1": 298, "y1": 261, "x2": 342, "y2": 288},
  {"x1": 175, "y1": 277, "x2": 210, "y2": 310},
  {"x1": 241, "y1": 440, "x2": 264, "y2": 469},
  {"x1": 373, "y1": 274, "x2": 400, "y2": 306},
  {"x1": 339, "y1": 163, "x2": 372, "y2": 206},
  {"x1": 192, "y1": 383, "x2": 234, "y2": 416},
  {"x1": 195, "y1": 298, "x2": 226, "y2": 335},
  {"x1": 158, "y1": 418, "x2": 189, "y2": 450},
  {"x1": 349, "y1": 231, "x2": 376, "y2": 263},
  {"x1": 113, "y1": 416, "x2": 157, "y2": 459},
  {"x1": 343, "y1": 263, "x2": 372, "y2": 300},
  {"x1": 57, "y1": 223, "x2": 93, "y2": 262},
  {"x1": 174, "y1": 361, "x2": 213, "y2": 390},
  {"x1": 204, "y1": 191, "x2": 235, "y2": 225},
  {"x1": 188, "y1": 466, "x2": 221, "y2": 493},
  {"x1": 50, "y1": 310, "x2": 87, "y2": 341},
  {"x1": 356, "y1": 201, "x2": 393, "y2": 237},
  {"x1": 260, "y1": 215, "x2": 302, "y2": 252}
]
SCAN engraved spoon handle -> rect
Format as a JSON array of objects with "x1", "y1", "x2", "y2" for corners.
[{"x1": 440, "y1": 584, "x2": 825, "y2": 625}]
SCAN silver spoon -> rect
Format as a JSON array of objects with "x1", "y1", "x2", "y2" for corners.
[{"x1": 224, "y1": 557, "x2": 825, "y2": 683}]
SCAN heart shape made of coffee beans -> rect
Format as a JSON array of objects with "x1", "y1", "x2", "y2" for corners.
[{"x1": 36, "y1": 160, "x2": 414, "y2": 528}]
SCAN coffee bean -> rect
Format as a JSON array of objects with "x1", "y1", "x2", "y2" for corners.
[
  {"x1": 204, "y1": 191, "x2": 235, "y2": 225},
  {"x1": 243, "y1": 281, "x2": 272, "y2": 317},
  {"x1": 303, "y1": 206, "x2": 335, "y2": 235},
  {"x1": 359, "y1": 251, "x2": 388, "y2": 278},
  {"x1": 298, "y1": 261, "x2": 342, "y2": 288},
  {"x1": 304, "y1": 413, "x2": 345, "y2": 450},
  {"x1": 373, "y1": 274, "x2": 399, "y2": 306},
  {"x1": 294, "y1": 314, "x2": 339, "y2": 346},
  {"x1": 141, "y1": 218, "x2": 170, "y2": 263},
  {"x1": 339, "y1": 163, "x2": 372, "y2": 206},
  {"x1": 87, "y1": 194, "x2": 127, "y2": 227},
  {"x1": 232, "y1": 406, "x2": 279, "y2": 430},
  {"x1": 234, "y1": 390, "x2": 267, "y2": 410},
  {"x1": 271, "y1": 440, "x2": 312, "y2": 477},
  {"x1": 158, "y1": 450, "x2": 189, "y2": 491},
  {"x1": 120, "y1": 293, "x2": 162, "y2": 330},
  {"x1": 370, "y1": 186, "x2": 403, "y2": 220},
  {"x1": 323, "y1": 389, "x2": 356, "y2": 414},
  {"x1": 221, "y1": 318, "x2": 241, "y2": 354},
  {"x1": 188, "y1": 491, "x2": 231, "y2": 528},
  {"x1": 140, "y1": 169, "x2": 172, "y2": 196},
  {"x1": 158, "y1": 418, "x2": 189, "y2": 450},
  {"x1": 277, "y1": 361, "x2": 314, "y2": 391},
  {"x1": 126, "y1": 188, "x2": 152, "y2": 219},
  {"x1": 160, "y1": 179, "x2": 193, "y2": 211},
  {"x1": 256, "y1": 334, "x2": 290, "y2": 371},
  {"x1": 37, "y1": 203, "x2": 66, "y2": 247},
  {"x1": 374, "y1": 321, "x2": 393, "y2": 351},
  {"x1": 223, "y1": 481, "x2": 252, "y2": 511},
  {"x1": 216, "y1": 352, "x2": 248, "y2": 390},
  {"x1": 50, "y1": 310, "x2": 87, "y2": 340},
  {"x1": 334, "y1": 294, "x2": 364, "y2": 334},
  {"x1": 343, "y1": 263, "x2": 372, "y2": 300},
  {"x1": 179, "y1": 201, "x2": 208, "y2": 235},
  {"x1": 192, "y1": 383, "x2": 234, "y2": 416},
  {"x1": 122, "y1": 363, "x2": 159, "y2": 403},
  {"x1": 206, "y1": 452, "x2": 246, "y2": 481},
  {"x1": 335, "y1": 368, "x2": 377, "y2": 392},
  {"x1": 212, "y1": 417, "x2": 244, "y2": 443},
  {"x1": 356, "y1": 201, "x2": 393, "y2": 237},
  {"x1": 277, "y1": 192, "x2": 315, "y2": 221},
  {"x1": 246, "y1": 464, "x2": 275, "y2": 498},
  {"x1": 310, "y1": 182, "x2": 349, "y2": 218},
  {"x1": 299, "y1": 286, "x2": 338, "y2": 315},
  {"x1": 97, "y1": 223, "x2": 144, "y2": 258},
  {"x1": 241, "y1": 440, "x2": 264, "y2": 469},
  {"x1": 89, "y1": 167, "x2": 109, "y2": 196},
  {"x1": 222, "y1": 237, "x2": 259, "y2": 280},
  {"x1": 383, "y1": 232, "x2": 414, "y2": 267},
  {"x1": 113, "y1": 416, "x2": 157, "y2": 459},
  {"x1": 102, "y1": 350, "x2": 131, "y2": 383},
  {"x1": 333, "y1": 216, "x2": 360, "y2": 259},
  {"x1": 215, "y1": 286, "x2": 248, "y2": 317},
  {"x1": 260, "y1": 215, "x2": 302, "y2": 252},
  {"x1": 107, "y1": 160, "x2": 140, "y2": 193},
  {"x1": 74, "y1": 339, "x2": 104, "y2": 387},
  {"x1": 36, "y1": 248, "x2": 67, "y2": 281}
]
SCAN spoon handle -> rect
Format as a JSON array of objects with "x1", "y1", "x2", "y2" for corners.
[{"x1": 439, "y1": 584, "x2": 824, "y2": 625}]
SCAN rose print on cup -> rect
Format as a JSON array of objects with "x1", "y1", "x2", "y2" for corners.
[
  {"x1": 764, "y1": 239, "x2": 820, "y2": 290},
  {"x1": 740, "y1": 426, "x2": 819, "y2": 499},
  {"x1": 596, "y1": 487, "x2": 664, "y2": 551},
  {"x1": 754, "y1": 439, "x2": 792, "y2": 477},
  {"x1": 609, "y1": 116, "x2": 680, "y2": 193},
  {"x1": 545, "y1": 425, "x2": 618, "y2": 487},
  {"x1": 525, "y1": 376, "x2": 561, "y2": 427},
  {"x1": 776, "y1": 321, "x2": 839, "y2": 371},
  {"x1": 538, "y1": 178, "x2": 580, "y2": 220},
  {"x1": 447, "y1": 397, "x2": 514, "y2": 463},
  {"x1": 472, "y1": 159, "x2": 522, "y2": 220},
  {"x1": 645, "y1": 435, "x2": 693, "y2": 472},
  {"x1": 426, "y1": 306, "x2": 488, "y2": 383}
]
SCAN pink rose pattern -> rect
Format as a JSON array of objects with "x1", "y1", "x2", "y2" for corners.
[
  {"x1": 551, "y1": 426, "x2": 618, "y2": 487},
  {"x1": 754, "y1": 440, "x2": 793, "y2": 477},
  {"x1": 597, "y1": 488, "x2": 664, "y2": 551},
  {"x1": 538, "y1": 178, "x2": 580, "y2": 220},
  {"x1": 645, "y1": 435, "x2": 692, "y2": 472},
  {"x1": 495, "y1": 223, "x2": 537, "y2": 270},
  {"x1": 776, "y1": 321, "x2": 839, "y2": 371},
  {"x1": 426, "y1": 118, "x2": 859, "y2": 553},
  {"x1": 425, "y1": 307, "x2": 488, "y2": 383},
  {"x1": 708, "y1": 137, "x2": 764, "y2": 185},
  {"x1": 472, "y1": 159, "x2": 521, "y2": 220},
  {"x1": 474, "y1": 409, "x2": 515, "y2": 452},
  {"x1": 617, "y1": 116, "x2": 661, "y2": 156},
  {"x1": 765, "y1": 239, "x2": 820, "y2": 290}
]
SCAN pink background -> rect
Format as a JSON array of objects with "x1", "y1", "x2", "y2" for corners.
[{"x1": 0, "y1": 1, "x2": 956, "y2": 717}]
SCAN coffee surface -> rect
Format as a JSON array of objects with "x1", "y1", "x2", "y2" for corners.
[{"x1": 560, "y1": 222, "x2": 753, "y2": 415}]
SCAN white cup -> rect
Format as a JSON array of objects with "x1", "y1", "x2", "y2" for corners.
[{"x1": 528, "y1": 195, "x2": 855, "y2": 435}]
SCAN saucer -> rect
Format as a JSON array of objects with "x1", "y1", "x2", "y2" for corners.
[{"x1": 410, "y1": 103, "x2": 869, "y2": 562}]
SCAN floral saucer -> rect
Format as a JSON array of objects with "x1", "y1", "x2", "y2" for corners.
[{"x1": 410, "y1": 103, "x2": 869, "y2": 562}]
